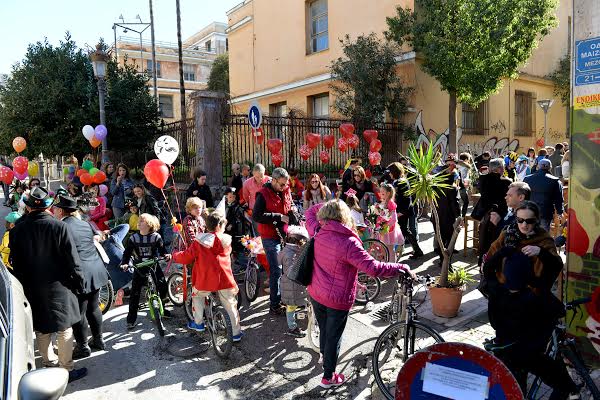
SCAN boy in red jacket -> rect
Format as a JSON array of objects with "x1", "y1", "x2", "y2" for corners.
[{"x1": 172, "y1": 211, "x2": 243, "y2": 341}]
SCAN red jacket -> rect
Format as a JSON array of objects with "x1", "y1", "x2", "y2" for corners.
[
  {"x1": 172, "y1": 233, "x2": 236, "y2": 292},
  {"x1": 252, "y1": 182, "x2": 292, "y2": 240}
]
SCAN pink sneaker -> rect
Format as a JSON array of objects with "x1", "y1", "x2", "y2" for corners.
[
  {"x1": 114, "y1": 289, "x2": 124, "y2": 306},
  {"x1": 319, "y1": 372, "x2": 345, "y2": 389}
]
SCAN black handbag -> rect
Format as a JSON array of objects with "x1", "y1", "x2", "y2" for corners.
[{"x1": 286, "y1": 237, "x2": 315, "y2": 286}]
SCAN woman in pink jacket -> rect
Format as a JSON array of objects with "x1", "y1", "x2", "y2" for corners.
[{"x1": 305, "y1": 201, "x2": 414, "y2": 389}]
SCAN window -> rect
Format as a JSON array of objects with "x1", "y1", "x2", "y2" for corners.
[
  {"x1": 205, "y1": 40, "x2": 212, "y2": 52},
  {"x1": 183, "y1": 64, "x2": 195, "y2": 81},
  {"x1": 158, "y1": 95, "x2": 174, "y2": 118},
  {"x1": 514, "y1": 91, "x2": 536, "y2": 136},
  {"x1": 311, "y1": 93, "x2": 329, "y2": 117},
  {"x1": 308, "y1": 0, "x2": 328, "y2": 53},
  {"x1": 269, "y1": 102, "x2": 287, "y2": 118},
  {"x1": 226, "y1": 38, "x2": 229, "y2": 51},
  {"x1": 461, "y1": 102, "x2": 487, "y2": 135},
  {"x1": 147, "y1": 60, "x2": 162, "y2": 78}
]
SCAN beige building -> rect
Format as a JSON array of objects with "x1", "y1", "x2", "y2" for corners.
[
  {"x1": 227, "y1": 0, "x2": 570, "y2": 153},
  {"x1": 115, "y1": 22, "x2": 227, "y2": 122}
]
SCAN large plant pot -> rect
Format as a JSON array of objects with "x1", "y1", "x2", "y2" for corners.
[{"x1": 429, "y1": 286, "x2": 464, "y2": 318}]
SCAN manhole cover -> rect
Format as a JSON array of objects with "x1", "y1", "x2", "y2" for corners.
[{"x1": 166, "y1": 334, "x2": 211, "y2": 357}]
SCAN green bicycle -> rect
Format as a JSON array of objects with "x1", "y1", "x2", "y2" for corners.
[{"x1": 131, "y1": 257, "x2": 167, "y2": 337}]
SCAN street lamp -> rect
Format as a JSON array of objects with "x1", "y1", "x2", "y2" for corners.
[
  {"x1": 537, "y1": 99, "x2": 554, "y2": 147},
  {"x1": 90, "y1": 45, "x2": 110, "y2": 162}
]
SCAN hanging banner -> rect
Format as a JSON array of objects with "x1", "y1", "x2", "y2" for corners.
[{"x1": 567, "y1": 0, "x2": 600, "y2": 368}]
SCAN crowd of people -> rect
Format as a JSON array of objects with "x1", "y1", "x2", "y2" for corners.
[{"x1": 0, "y1": 140, "x2": 575, "y2": 396}]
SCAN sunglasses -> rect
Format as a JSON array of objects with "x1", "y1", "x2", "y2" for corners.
[
  {"x1": 311, "y1": 180, "x2": 319, "y2": 184},
  {"x1": 516, "y1": 217, "x2": 537, "y2": 225}
]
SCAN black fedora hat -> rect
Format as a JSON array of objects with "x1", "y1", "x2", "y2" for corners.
[
  {"x1": 53, "y1": 194, "x2": 78, "y2": 211},
  {"x1": 24, "y1": 187, "x2": 53, "y2": 209}
]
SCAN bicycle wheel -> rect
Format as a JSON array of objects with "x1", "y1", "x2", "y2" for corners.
[
  {"x1": 363, "y1": 239, "x2": 390, "y2": 263},
  {"x1": 98, "y1": 280, "x2": 114, "y2": 315},
  {"x1": 209, "y1": 306, "x2": 233, "y2": 358},
  {"x1": 244, "y1": 260, "x2": 260, "y2": 302},
  {"x1": 373, "y1": 321, "x2": 444, "y2": 400},
  {"x1": 306, "y1": 303, "x2": 320, "y2": 351},
  {"x1": 184, "y1": 287, "x2": 193, "y2": 322},
  {"x1": 561, "y1": 343, "x2": 600, "y2": 400},
  {"x1": 354, "y1": 273, "x2": 381, "y2": 304},
  {"x1": 150, "y1": 297, "x2": 165, "y2": 337},
  {"x1": 167, "y1": 271, "x2": 184, "y2": 306}
]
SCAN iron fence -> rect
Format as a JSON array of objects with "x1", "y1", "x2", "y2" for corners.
[{"x1": 160, "y1": 118, "x2": 196, "y2": 184}]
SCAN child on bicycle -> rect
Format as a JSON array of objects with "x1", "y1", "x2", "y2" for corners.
[
  {"x1": 182, "y1": 197, "x2": 206, "y2": 246},
  {"x1": 487, "y1": 252, "x2": 578, "y2": 398},
  {"x1": 279, "y1": 225, "x2": 310, "y2": 338},
  {"x1": 121, "y1": 213, "x2": 171, "y2": 330},
  {"x1": 172, "y1": 211, "x2": 243, "y2": 342}
]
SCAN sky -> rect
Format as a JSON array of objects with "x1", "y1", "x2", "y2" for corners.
[{"x1": 0, "y1": 0, "x2": 242, "y2": 73}]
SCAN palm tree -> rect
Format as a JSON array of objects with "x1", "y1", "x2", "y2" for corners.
[{"x1": 405, "y1": 144, "x2": 463, "y2": 287}]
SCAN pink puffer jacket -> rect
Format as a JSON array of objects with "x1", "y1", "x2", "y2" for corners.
[{"x1": 305, "y1": 203, "x2": 410, "y2": 311}]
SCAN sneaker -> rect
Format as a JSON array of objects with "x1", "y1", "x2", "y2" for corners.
[
  {"x1": 114, "y1": 289, "x2": 124, "y2": 306},
  {"x1": 187, "y1": 321, "x2": 205, "y2": 332},
  {"x1": 72, "y1": 344, "x2": 91, "y2": 360},
  {"x1": 127, "y1": 322, "x2": 136, "y2": 330},
  {"x1": 89, "y1": 337, "x2": 105, "y2": 351},
  {"x1": 68, "y1": 367, "x2": 88, "y2": 383},
  {"x1": 319, "y1": 372, "x2": 345, "y2": 389},
  {"x1": 232, "y1": 330, "x2": 245, "y2": 342},
  {"x1": 287, "y1": 327, "x2": 306, "y2": 338},
  {"x1": 269, "y1": 306, "x2": 285, "y2": 316}
]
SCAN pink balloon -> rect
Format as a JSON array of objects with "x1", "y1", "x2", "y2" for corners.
[
  {"x1": 99, "y1": 184, "x2": 108, "y2": 196},
  {"x1": 14, "y1": 170, "x2": 28, "y2": 181}
]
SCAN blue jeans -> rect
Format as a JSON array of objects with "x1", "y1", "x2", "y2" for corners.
[
  {"x1": 262, "y1": 238, "x2": 282, "y2": 308},
  {"x1": 102, "y1": 224, "x2": 131, "y2": 290}
]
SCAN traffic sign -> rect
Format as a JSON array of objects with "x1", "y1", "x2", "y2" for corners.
[
  {"x1": 395, "y1": 342, "x2": 522, "y2": 399},
  {"x1": 248, "y1": 103, "x2": 262, "y2": 129},
  {"x1": 575, "y1": 36, "x2": 600, "y2": 86}
]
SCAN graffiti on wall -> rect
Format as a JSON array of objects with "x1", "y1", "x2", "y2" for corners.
[{"x1": 414, "y1": 111, "x2": 519, "y2": 157}]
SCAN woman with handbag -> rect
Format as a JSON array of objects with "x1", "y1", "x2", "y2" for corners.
[{"x1": 304, "y1": 200, "x2": 415, "y2": 389}]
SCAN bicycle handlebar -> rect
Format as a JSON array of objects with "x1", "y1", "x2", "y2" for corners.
[
  {"x1": 131, "y1": 257, "x2": 167, "y2": 269},
  {"x1": 566, "y1": 297, "x2": 591, "y2": 310}
]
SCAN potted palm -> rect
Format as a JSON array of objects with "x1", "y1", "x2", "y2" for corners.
[{"x1": 405, "y1": 144, "x2": 465, "y2": 317}]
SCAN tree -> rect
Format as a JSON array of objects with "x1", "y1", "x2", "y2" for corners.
[
  {"x1": 207, "y1": 53, "x2": 230, "y2": 94},
  {"x1": 387, "y1": 0, "x2": 558, "y2": 153},
  {"x1": 0, "y1": 34, "x2": 159, "y2": 159},
  {"x1": 330, "y1": 34, "x2": 412, "y2": 129},
  {"x1": 547, "y1": 54, "x2": 570, "y2": 108}
]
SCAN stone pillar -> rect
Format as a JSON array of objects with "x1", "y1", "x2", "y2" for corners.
[{"x1": 191, "y1": 90, "x2": 226, "y2": 195}]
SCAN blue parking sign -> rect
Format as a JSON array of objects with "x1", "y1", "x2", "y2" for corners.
[
  {"x1": 575, "y1": 37, "x2": 600, "y2": 86},
  {"x1": 248, "y1": 104, "x2": 262, "y2": 129}
]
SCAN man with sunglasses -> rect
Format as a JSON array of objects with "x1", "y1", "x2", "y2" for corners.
[{"x1": 253, "y1": 168, "x2": 298, "y2": 315}]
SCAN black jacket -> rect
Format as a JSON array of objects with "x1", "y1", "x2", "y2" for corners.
[
  {"x1": 225, "y1": 201, "x2": 251, "y2": 251},
  {"x1": 477, "y1": 173, "x2": 512, "y2": 217},
  {"x1": 230, "y1": 174, "x2": 243, "y2": 194},
  {"x1": 137, "y1": 194, "x2": 162, "y2": 220},
  {"x1": 393, "y1": 178, "x2": 414, "y2": 216},
  {"x1": 63, "y1": 216, "x2": 109, "y2": 293},
  {"x1": 523, "y1": 171, "x2": 564, "y2": 220},
  {"x1": 186, "y1": 181, "x2": 214, "y2": 208},
  {"x1": 9, "y1": 212, "x2": 83, "y2": 333}
]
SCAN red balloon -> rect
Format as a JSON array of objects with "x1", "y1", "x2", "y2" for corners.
[
  {"x1": 536, "y1": 138, "x2": 545, "y2": 148},
  {"x1": 365, "y1": 169, "x2": 373, "y2": 179},
  {"x1": 368, "y1": 151, "x2": 382, "y2": 166},
  {"x1": 323, "y1": 134, "x2": 335, "y2": 149},
  {"x1": 0, "y1": 166, "x2": 14, "y2": 185},
  {"x1": 306, "y1": 133, "x2": 321, "y2": 149},
  {"x1": 76, "y1": 169, "x2": 86, "y2": 177},
  {"x1": 338, "y1": 137, "x2": 348, "y2": 153},
  {"x1": 80, "y1": 172, "x2": 93, "y2": 186},
  {"x1": 272, "y1": 152, "x2": 283, "y2": 167},
  {"x1": 319, "y1": 150, "x2": 330, "y2": 164},
  {"x1": 339, "y1": 123, "x2": 355, "y2": 139},
  {"x1": 267, "y1": 138, "x2": 283, "y2": 154},
  {"x1": 93, "y1": 171, "x2": 107, "y2": 184},
  {"x1": 253, "y1": 127, "x2": 264, "y2": 145},
  {"x1": 348, "y1": 134, "x2": 360, "y2": 149},
  {"x1": 144, "y1": 159, "x2": 170, "y2": 189},
  {"x1": 363, "y1": 129, "x2": 379, "y2": 143},
  {"x1": 13, "y1": 156, "x2": 28, "y2": 174},
  {"x1": 299, "y1": 144, "x2": 312, "y2": 160},
  {"x1": 369, "y1": 138, "x2": 382, "y2": 152}
]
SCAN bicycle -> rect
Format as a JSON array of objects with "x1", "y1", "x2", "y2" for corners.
[
  {"x1": 165, "y1": 232, "x2": 188, "y2": 306},
  {"x1": 372, "y1": 274, "x2": 444, "y2": 400},
  {"x1": 186, "y1": 291, "x2": 234, "y2": 358},
  {"x1": 98, "y1": 279, "x2": 114, "y2": 314},
  {"x1": 484, "y1": 297, "x2": 600, "y2": 399},
  {"x1": 296, "y1": 302, "x2": 319, "y2": 352},
  {"x1": 130, "y1": 257, "x2": 168, "y2": 337}
]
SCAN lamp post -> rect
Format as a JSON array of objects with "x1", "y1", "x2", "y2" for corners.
[
  {"x1": 537, "y1": 99, "x2": 554, "y2": 147},
  {"x1": 90, "y1": 45, "x2": 110, "y2": 163}
]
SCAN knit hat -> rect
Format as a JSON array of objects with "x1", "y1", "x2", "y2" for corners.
[
  {"x1": 503, "y1": 252, "x2": 534, "y2": 290},
  {"x1": 5, "y1": 211, "x2": 21, "y2": 224}
]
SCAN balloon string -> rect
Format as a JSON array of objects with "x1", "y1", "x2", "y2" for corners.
[
  {"x1": 170, "y1": 170, "x2": 183, "y2": 221},
  {"x1": 160, "y1": 188, "x2": 176, "y2": 225}
]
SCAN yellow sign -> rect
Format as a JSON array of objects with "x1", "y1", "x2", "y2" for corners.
[{"x1": 574, "y1": 93, "x2": 600, "y2": 109}]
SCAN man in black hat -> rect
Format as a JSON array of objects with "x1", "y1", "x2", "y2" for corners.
[
  {"x1": 53, "y1": 195, "x2": 110, "y2": 359},
  {"x1": 9, "y1": 187, "x2": 87, "y2": 382}
]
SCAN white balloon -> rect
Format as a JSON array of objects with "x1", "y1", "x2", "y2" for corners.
[
  {"x1": 82, "y1": 125, "x2": 95, "y2": 140},
  {"x1": 154, "y1": 135, "x2": 180, "y2": 165}
]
